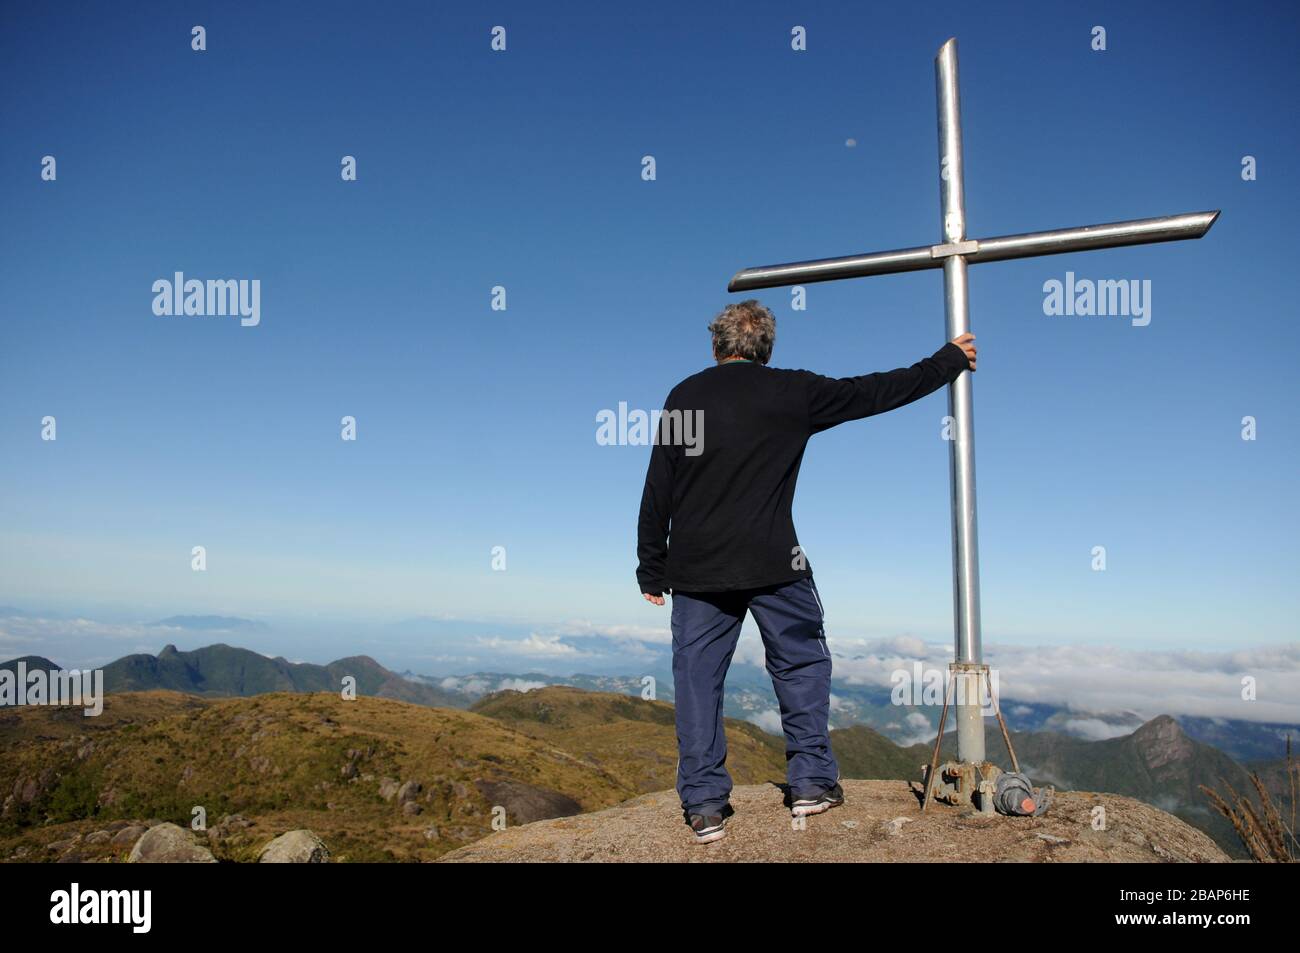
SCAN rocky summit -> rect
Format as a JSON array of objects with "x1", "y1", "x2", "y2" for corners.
[{"x1": 438, "y1": 779, "x2": 1229, "y2": 863}]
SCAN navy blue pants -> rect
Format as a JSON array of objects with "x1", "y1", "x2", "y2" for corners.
[{"x1": 671, "y1": 576, "x2": 840, "y2": 815}]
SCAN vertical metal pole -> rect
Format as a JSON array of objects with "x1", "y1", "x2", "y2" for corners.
[{"x1": 935, "y1": 38, "x2": 985, "y2": 764}]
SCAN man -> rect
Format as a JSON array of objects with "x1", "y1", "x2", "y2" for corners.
[{"x1": 637, "y1": 299, "x2": 977, "y2": 843}]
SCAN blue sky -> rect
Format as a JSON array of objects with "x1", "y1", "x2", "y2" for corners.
[{"x1": 1, "y1": 0, "x2": 1297, "y2": 676}]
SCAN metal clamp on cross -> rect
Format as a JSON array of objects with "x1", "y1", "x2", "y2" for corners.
[{"x1": 727, "y1": 38, "x2": 1218, "y2": 810}]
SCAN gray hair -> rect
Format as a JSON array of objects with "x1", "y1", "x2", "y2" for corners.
[{"x1": 708, "y1": 299, "x2": 776, "y2": 364}]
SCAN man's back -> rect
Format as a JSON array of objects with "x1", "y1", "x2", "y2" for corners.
[{"x1": 636, "y1": 342, "x2": 969, "y2": 595}]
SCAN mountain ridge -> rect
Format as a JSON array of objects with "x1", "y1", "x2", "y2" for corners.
[{"x1": 2, "y1": 644, "x2": 471, "y2": 709}]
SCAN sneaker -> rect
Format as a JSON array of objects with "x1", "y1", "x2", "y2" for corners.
[
  {"x1": 687, "y1": 812, "x2": 728, "y2": 844},
  {"x1": 791, "y1": 783, "x2": 845, "y2": 817}
]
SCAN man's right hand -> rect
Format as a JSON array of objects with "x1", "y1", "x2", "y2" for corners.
[
  {"x1": 952, "y1": 332, "x2": 977, "y2": 370},
  {"x1": 643, "y1": 592, "x2": 665, "y2": 606}
]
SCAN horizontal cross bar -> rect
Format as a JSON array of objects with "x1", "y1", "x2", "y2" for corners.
[{"x1": 726, "y1": 210, "x2": 1220, "y2": 292}]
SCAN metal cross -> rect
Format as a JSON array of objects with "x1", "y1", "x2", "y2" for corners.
[{"x1": 727, "y1": 38, "x2": 1218, "y2": 768}]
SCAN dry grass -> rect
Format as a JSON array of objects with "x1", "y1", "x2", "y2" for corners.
[
  {"x1": 1, "y1": 690, "x2": 645, "y2": 861},
  {"x1": 2, "y1": 686, "x2": 786, "y2": 862},
  {"x1": 1200, "y1": 735, "x2": 1298, "y2": 862}
]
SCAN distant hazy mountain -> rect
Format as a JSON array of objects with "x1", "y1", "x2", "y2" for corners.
[
  {"x1": 3, "y1": 644, "x2": 471, "y2": 709},
  {"x1": 1007, "y1": 715, "x2": 1257, "y2": 855},
  {"x1": 151, "y1": 615, "x2": 265, "y2": 631},
  {"x1": 1174, "y1": 715, "x2": 1297, "y2": 763},
  {"x1": 0, "y1": 655, "x2": 60, "y2": 675}
]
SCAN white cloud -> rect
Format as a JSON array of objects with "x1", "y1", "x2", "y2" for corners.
[
  {"x1": 732, "y1": 631, "x2": 767, "y2": 668},
  {"x1": 495, "y1": 678, "x2": 548, "y2": 693},
  {"x1": 7, "y1": 609, "x2": 1298, "y2": 730},
  {"x1": 440, "y1": 675, "x2": 491, "y2": 696},
  {"x1": 1057, "y1": 718, "x2": 1136, "y2": 741},
  {"x1": 892, "y1": 710, "x2": 938, "y2": 746},
  {"x1": 809, "y1": 635, "x2": 1300, "y2": 726},
  {"x1": 435, "y1": 675, "x2": 548, "y2": 697},
  {"x1": 474, "y1": 633, "x2": 586, "y2": 658},
  {"x1": 548, "y1": 620, "x2": 672, "y2": 644}
]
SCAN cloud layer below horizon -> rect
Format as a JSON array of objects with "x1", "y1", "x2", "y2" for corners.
[{"x1": 2, "y1": 609, "x2": 1296, "y2": 727}]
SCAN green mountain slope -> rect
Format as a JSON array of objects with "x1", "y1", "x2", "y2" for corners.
[
  {"x1": 0, "y1": 689, "x2": 636, "y2": 861},
  {"x1": 828, "y1": 723, "x2": 929, "y2": 780},
  {"x1": 471, "y1": 686, "x2": 786, "y2": 795},
  {"x1": 1006, "y1": 715, "x2": 1254, "y2": 857}
]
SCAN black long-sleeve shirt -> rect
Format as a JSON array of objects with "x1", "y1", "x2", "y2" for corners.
[{"x1": 636, "y1": 341, "x2": 970, "y2": 595}]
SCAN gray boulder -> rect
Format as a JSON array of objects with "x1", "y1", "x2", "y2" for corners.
[
  {"x1": 111, "y1": 825, "x2": 148, "y2": 847},
  {"x1": 258, "y1": 830, "x2": 329, "y2": 863},
  {"x1": 128, "y1": 823, "x2": 218, "y2": 863},
  {"x1": 474, "y1": 779, "x2": 582, "y2": 825}
]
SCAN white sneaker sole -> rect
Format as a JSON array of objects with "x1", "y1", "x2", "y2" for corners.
[
  {"x1": 791, "y1": 799, "x2": 843, "y2": 817},
  {"x1": 693, "y1": 826, "x2": 726, "y2": 844}
]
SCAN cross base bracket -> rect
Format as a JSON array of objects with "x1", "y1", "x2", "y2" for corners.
[
  {"x1": 923, "y1": 759, "x2": 1002, "y2": 811},
  {"x1": 917, "y1": 661, "x2": 1024, "y2": 812}
]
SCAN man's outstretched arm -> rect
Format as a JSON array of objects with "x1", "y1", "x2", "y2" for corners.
[{"x1": 805, "y1": 334, "x2": 977, "y2": 433}]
